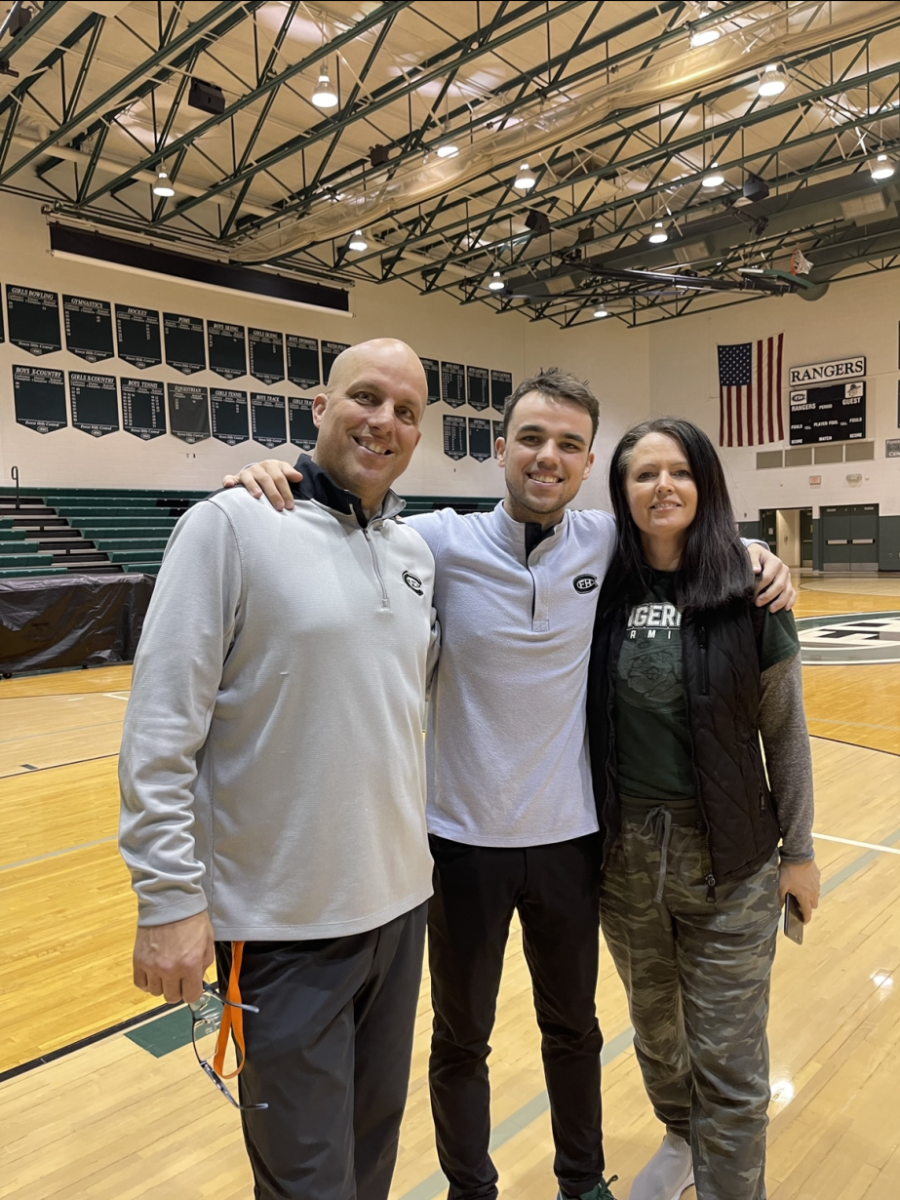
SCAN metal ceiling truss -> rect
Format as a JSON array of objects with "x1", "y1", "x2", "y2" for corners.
[{"x1": 2, "y1": 1, "x2": 900, "y2": 326}]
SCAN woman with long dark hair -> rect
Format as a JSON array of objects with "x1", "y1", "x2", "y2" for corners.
[{"x1": 587, "y1": 418, "x2": 820, "y2": 1200}]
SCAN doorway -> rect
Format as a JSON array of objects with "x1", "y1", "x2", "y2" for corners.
[{"x1": 759, "y1": 508, "x2": 813, "y2": 568}]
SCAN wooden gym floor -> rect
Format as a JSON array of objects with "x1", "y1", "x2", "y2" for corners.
[{"x1": 1, "y1": 576, "x2": 899, "y2": 1199}]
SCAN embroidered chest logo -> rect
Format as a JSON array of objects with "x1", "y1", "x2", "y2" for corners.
[
  {"x1": 402, "y1": 570, "x2": 424, "y2": 595},
  {"x1": 573, "y1": 574, "x2": 598, "y2": 593}
]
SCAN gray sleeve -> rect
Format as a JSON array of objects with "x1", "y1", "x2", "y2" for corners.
[
  {"x1": 758, "y1": 652, "x2": 815, "y2": 862},
  {"x1": 118, "y1": 500, "x2": 242, "y2": 925}
]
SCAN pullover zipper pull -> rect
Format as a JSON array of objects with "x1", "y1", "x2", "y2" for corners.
[{"x1": 706, "y1": 873, "x2": 717, "y2": 903}]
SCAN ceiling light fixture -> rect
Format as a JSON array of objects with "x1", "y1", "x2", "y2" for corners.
[
  {"x1": 348, "y1": 229, "x2": 368, "y2": 252},
  {"x1": 312, "y1": 64, "x2": 338, "y2": 109},
  {"x1": 689, "y1": 8, "x2": 721, "y2": 48},
  {"x1": 758, "y1": 63, "x2": 788, "y2": 98},
  {"x1": 436, "y1": 140, "x2": 459, "y2": 159},
  {"x1": 593, "y1": 307, "x2": 609, "y2": 319},
  {"x1": 702, "y1": 162, "x2": 725, "y2": 188},
  {"x1": 487, "y1": 270, "x2": 506, "y2": 291},
  {"x1": 648, "y1": 221, "x2": 669, "y2": 244},
  {"x1": 870, "y1": 152, "x2": 896, "y2": 181},
  {"x1": 152, "y1": 170, "x2": 175, "y2": 197},
  {"x1": 514, "y1": 162, "x2": 536, "y2": 190}
]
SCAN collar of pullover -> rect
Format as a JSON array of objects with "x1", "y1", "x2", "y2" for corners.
[
  {"x1": 292, "y1": 454, "x2": 406, "y2": 526},
  {"x1": 491, "y1": 501, "x2": 565, "y2": 561}
]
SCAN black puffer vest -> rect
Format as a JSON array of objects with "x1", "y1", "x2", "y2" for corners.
[{"x1": 587, "y1": 598, "x2": 782, "y2": 887}]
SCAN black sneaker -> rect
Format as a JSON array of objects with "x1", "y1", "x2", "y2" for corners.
[{"x1": 556, "y1": 1176, "x2": 619, "y2": 1200}]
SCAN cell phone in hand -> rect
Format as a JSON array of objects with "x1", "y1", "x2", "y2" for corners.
[{"x1": 783, "y1": 893, "x2": 804, "y2": 944}]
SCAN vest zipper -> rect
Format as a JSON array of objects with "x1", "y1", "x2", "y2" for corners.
[
  {"x1": 706, "y1": 873, "x2": 717, "y2": 903},
  {"x1": 698, "y1": 622, "x2": 709, "y2": 693},
  {"x1": 363, "y1": 524, "x2": 390, "y2": 610}
]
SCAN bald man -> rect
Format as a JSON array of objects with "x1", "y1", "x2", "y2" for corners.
[{"x1": 119, "y1": 340, "x2": 438, "y2": 1200}]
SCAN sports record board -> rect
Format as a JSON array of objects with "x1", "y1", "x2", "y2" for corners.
[
  {"x1": 116, "y1": 306, "x2": 161, "y2": 369},
  {"x1": 289, "y1": 396, "x2": 317, "y2": 450},
  {"x1": 422, "y1": 357, "x2": 441, "y2": 404},
  {"x1": 286, "y1": 335, "x2": 320, "y2": 390},
  {"x1": 248, "y1": 327, "x2": 285, "y2": 385},
  {"x1": 443, "y1": 413, "x2": 467, "y2": 459},
  {"x1": 321, "y1": 340, "x2": 350, "y2": 382},
  {"x1": 70, "y1": 372, "x2": 119, "y2": 436},
  {"x1": 167, "y1": 383, "x2": 210, "y2": 444},
  {"x1": 13, "y1": 364, "x2": 67, "y2": 432},
  {"x1": 441, "y1": 361, "x2": 466, "y2": 407},
  {"x1": 250, "y1": 393, "x2": 287, "y2": 448},
  {"x1": 63, "y1": 295, "x2": 114, "y2": 363},
  {"x1": 490, "y1": 370, "x2": 512, "y2": 415},
  {"x1": 207, "y1": 321, "x2": 246, "y2": 379},
  {"x1": 468, "y1": 417, "x2": 492, "y2": 461},
  {"x1": 164, "y1": 313, "x2": 206, "y2": 375},
  {"x1": 122, "y1": 377, "x2": 166, "y2": 439},
  {"x1": 210, "y1": 389, "x2": 249, "y2": 445},
  {"x1": 7, "y1": 286, "x2": 61, "y2": 355},
  {"x1": 467, "y1": 366, "x2": 489, "y2": 411}
]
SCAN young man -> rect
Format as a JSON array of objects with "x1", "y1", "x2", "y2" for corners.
[
  {"x1": 120, "y1": 339, "x2": 438, "y2": 1200},
  {"x1": 226, "y1": 370, "x2": 792, "y2": 1200}
]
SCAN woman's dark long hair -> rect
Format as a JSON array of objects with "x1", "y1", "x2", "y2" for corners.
[{"x1": 598, "y1": 417, "x2": 754, "y2": 617}]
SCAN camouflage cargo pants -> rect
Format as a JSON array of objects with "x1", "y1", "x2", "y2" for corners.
[{"x1": 600, "y1": 809, "x2": 781, "y2": 1200}]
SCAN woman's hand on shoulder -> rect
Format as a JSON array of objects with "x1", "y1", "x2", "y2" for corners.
[
  {"x1": 778, "y1": 858, "x2": 821, "y2": 923},
  {"x1": 221, "y1": 459, "x2": 300, "y2": 511}
]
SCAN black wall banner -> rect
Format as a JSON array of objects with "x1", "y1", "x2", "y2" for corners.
[
  {"x1": 789, "y1": 381, "x2": 866, "y2": 444},
  {"x1": 63, "y1": 295, "x2": 114, "y2": 363},
  {"x1": 492, "y1": 420, "x2": 503, "y2": 456},
  {"x1": 441, "y1": 361, "x2": 466, "y2": 408},
  {"x1": 421, "y1": 357, "x2": 441, "y2": 404},
  {"x1": 210, "y1": 389, "x2": 249, "y2": 445},
  {"x1": 490, "y1": 369, "x2": 512, "y2": 415},
  {"x1": 7, "y1": 286, "x2": 61, "y2": 356},
  {"x1": 164, "y1": 313, "x2": 206, "y2": 375},
  {"x1": 321, "y1": 340, "x2": 350, "y2": 382},
  {"x1": 248, "y1": 327, "x2": 285, "y2": 385},
  {"x1": 467, "y1": 366, "x2": 489, "y2": 411},
  {"x1": 0, "y1": 289, "x2": 4, "y2": 343},
  {"x1": 168, "y1": 383, "x2": 210, "y2": 444},
  {"x1": 116, "y1": 305, "x2": 161, "y2": 369},
  {"x1": 208, "y1": 321, "x2": 246, "y2": 379},
  {"x1": 122, "y1": 377, "x2": 166, "y2": 439},
  {"x1": 468, "y1": 417, "x2": 492, "y2": 461},
  {"x1": 443, "y1": 413, "x2": 467, "y2": 459},
  {"x1": 286, "y1": 334, "x2": 320, "y2": 389},
  {"x1": 250, "y1": 393, "x2": 287, "y2": 447},
  {"x1": 13, "y1": 364, "x2": 67, "y2": 433},
  {"x1": 70, "y1": 372, "x2": 119, "y2": 437},
  {"x1": 289, "y1": 396, "x2": 318, "y2": 450}
]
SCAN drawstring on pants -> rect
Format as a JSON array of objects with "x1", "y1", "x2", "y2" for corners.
[{"x1": 641, "y1": 806, "x2": 673, "y2": 905}]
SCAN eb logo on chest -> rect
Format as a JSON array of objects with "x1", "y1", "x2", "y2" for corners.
[
  {"x1": 573, "y1": 575, "x2": 598, "y2": 593},
  {"x1": 402, "y1": 570, "x2": 424, "y2": 595}
]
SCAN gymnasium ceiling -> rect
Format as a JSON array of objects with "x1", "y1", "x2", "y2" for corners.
[{"x1": 2, "y1": 0, "x2": 900, "y2": 327}]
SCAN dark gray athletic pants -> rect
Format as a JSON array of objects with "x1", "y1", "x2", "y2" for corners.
[
  {"x1": 427, "y1": 833, "x2": 605, "y2": 1200},
  {"x1": 215, "y1": 900, "x2": 428, "y2": 1200}
]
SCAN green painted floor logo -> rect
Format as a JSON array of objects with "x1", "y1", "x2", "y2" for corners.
[{"x1": 797, "y1": 610, "x2": 900, "y2": 664}]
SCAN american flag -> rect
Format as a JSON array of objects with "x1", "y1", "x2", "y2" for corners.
[{"x1": 717, "y1": 335, "x2": 784, "y2": 447}]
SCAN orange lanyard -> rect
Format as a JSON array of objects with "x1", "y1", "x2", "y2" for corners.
[{"x1": 213, "y1": 940, "x2": 246, "y2": 1079}]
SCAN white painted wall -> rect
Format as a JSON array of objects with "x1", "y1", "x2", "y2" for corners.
[
  {"x1": 0, "y1": 192, "x2": 645, "y2": 508},
  {"x1": 647, "y1": 272, "x2": 900, "y2": 518}
]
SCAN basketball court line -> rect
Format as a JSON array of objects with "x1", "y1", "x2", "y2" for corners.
[
  {"x1": 812, "y1": 832, "x2": 900, "y2": 855},
  {"x1": 0, "y1": 834, "x2": 117, "y2": 873}
]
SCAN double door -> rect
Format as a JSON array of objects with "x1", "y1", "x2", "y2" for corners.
[{"x1": 821, "y1": 504, "x2": 878, "y2": 571}]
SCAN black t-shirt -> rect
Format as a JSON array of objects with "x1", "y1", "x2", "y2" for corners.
[{"x1": 614, "y1": 570, "x2": 799, "y2": 805}]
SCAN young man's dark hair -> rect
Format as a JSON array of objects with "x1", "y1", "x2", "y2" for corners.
[{"x1": 501, "y1": 368, "x2": 600, "y2": 442}]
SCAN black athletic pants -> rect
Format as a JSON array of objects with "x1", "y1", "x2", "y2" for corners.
[
  {"x1": 215, "y1": 900, "x2": 427, "y2": 1200},
  {"x1": 427, "y1": 833, "x2": 605, "y2": 1200}
]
